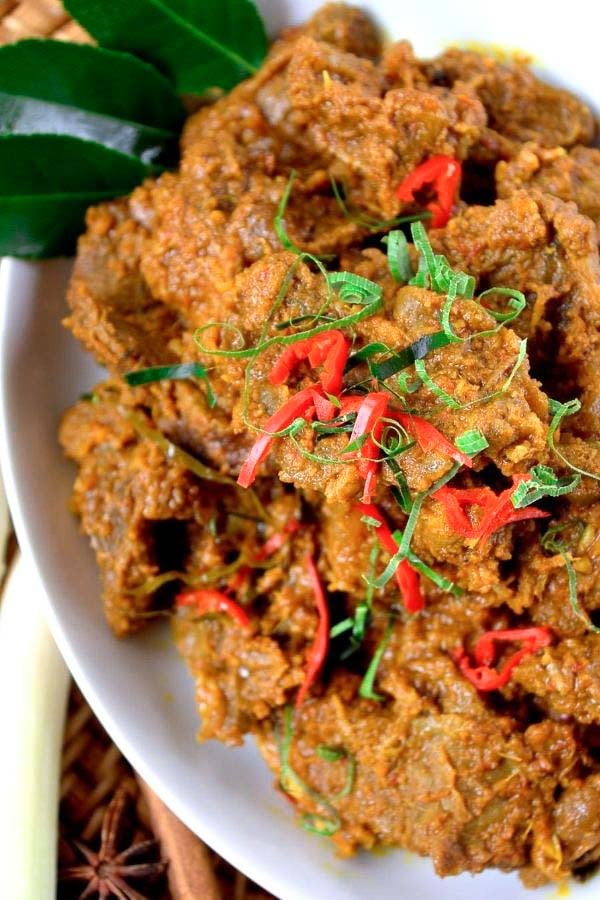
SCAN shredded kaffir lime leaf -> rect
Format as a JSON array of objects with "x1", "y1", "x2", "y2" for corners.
[
  {"x1": 383, "y1": 230, "x2": 412, "y2": 283},
  {"x1": 274, "y1": 169, "x2": 332, "y2": 268},
  {"x1": 361, "y1": 515, "x2": 383, "y2": 529},
  {"x1": 414, "y1": 358, "x2": 461, "y2": 409},
  {"x1": 475, "y1": 287, "x2": 527, "y2": 331},
  {"x1": 277, "y1": 707, "x2": 342, "y2": 836},
  {"x1": 365, "y1": 526, "x2": 461, "y2": 597},
  {"x1": 547, "y1": 398, "x2": 600, "y2": 482},
  {"x1": 542, "y1": 522, "x2": 600, "y2": 633},
  {"x1": 315, "y1": 746, "x2": 356, "y2": 799},
  {"x1": 359, "y1": 615, "x2": 395, "y2": 701},
  {"x1": 330, "y1": 175, "x2": 428, "y2": 232},
  {"x1": 124, "y1": 362, "x2": 216, "y2": 408},
  {"x1": 455, "y1": 428, "x2": 489, "y2": 457},
  {"x1": 406, "y1": 221, "x2": 525, "y2": 343},
  {"x1": 369, "y1": 464, "x2": 460, "y2": 590},
  {"x1": 195, "y1": 272, "x2": 381, "y2": 362},
  {"x1": 386, "y1": 456, "x2": 413, "y2": 514},
  {"x1": 511, "y1": 464, "x2": 580, "y2": 509},
  {"x1": 409, "y1": 221, "x2": 474, "y2": 298},
  {"x1": 371, "y1": 419, "x2": 414, "y2": 459},
  {"x1": 347, "y1": 332, "x2": 454, "y2": 381}
]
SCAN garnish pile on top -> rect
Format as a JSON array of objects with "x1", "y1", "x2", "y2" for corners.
[{"x1": 129, "y1": 169, "x2": 598, "y2": 708}]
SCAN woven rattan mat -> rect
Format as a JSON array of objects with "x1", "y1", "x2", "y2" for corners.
[
  {"x1": 1, "y1": 3, "x2": 275, "y2": 896},
  {"x1": 58, "y1": 687, "x2": 274, "y2": 899}
]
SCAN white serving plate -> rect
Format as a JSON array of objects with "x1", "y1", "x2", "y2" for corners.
[{"x1": 0, "y1": 2, "x2": 597, "y2": 897}]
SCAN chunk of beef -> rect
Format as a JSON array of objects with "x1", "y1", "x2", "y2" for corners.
[
  {"x1": 298, "y1": 3, "x2": 381, "y2": 59},
  {"x1": 514, "y1": 503, "x2": 600, "y2": 636},
  {"x1": 59, "y1": 392, "x2": 216, "y2": 636},
  {"x1": 514, "y1": 636, "x2": 600, "y2": 725},
  {"x1": 256, "y1": 672, "x2": 578, "y2": 879},
  {"x1": 497, "y1": 144, "x2": 600, "y2": 234},
  {"x1": 286, "y1": 37, "x2": 485, "y2": 218},
  {"x1": 423, "y1": 48, "x2": 595, "y2": 153},
  {"x1": 65, "y1": 195, "x2": 182, "y2": 373},
  {"x1": 172, "y1": 519, "x2": 321, "y2": 745},
  {"x1": 554, "y1": 774, "x2": 600, "y2": 871},
  {"x1": 433, "y1": 191, "x2": 600, "y2": 437}
]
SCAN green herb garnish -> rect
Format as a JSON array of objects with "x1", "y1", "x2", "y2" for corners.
[
  {"x1": 329, "y1": 618, "x2": 354, "y2": 638},
  {"x1": 124, "y1": 362, "x2": 216, "y2": 407},
  {"x1": 273, "y1": 169, "x2": 332, "y2": 279},
  {"x1": 330, "y1": 176, "x2": 428, "y2": 232},
  {"x1": 371, "y1": 419, "x2": 414, "y2": 459},
  {"x1": 409, "y1": 221, "x2": 475, "y2": 298},
  {"x1": 349, "y1": 332, "x2": 453, "y2": 382},
  {"x1": 547, "y1": 398, "x2": 600, "y2": 482},
  {"x1": 315, "y1": 746, "x2": 356, "y2": 799},
  {"x1": 383, "y1": 230, "x2": 412, "y2": 283},
  {"x1": 359, "y1": 616, "x2": 395, "y2": 702},
  {"x1": 195, "y1": 272, "x2": 382, "y2": 361},
  {"x1": 316, "y1": 745, "x2": 345, "y2": 762},
  {"x1": 475, "y1": 287, "x2": 527, "y2": 332},
  {"x1": 386, "y1": 457, "x2": 413, "y2": 514},
  {"x1": 342, "y1": 544, "x2": 380, "y2": 659},
  {"x1": 365, "y1": 527, "x2": 461, "y2": 597},
  {"x1": 511, "y1": 464, "x2": 580, "y2": 509},
  {"x1": 369, "y1": 464, "x2": 460, "y2": 589},
  {"x1": 542, "y1": 522, "x2": 600, "y2": 633},
  {"x1": 360, "y1": 515, "x2": 383, "y2": 529},
  {"x1": 414, "y1": 358, "x2": 461, "y2": 409},
  {"x1": 403, "y1": 546, "x2": 462, "y2": 595},
  {"x1": 455, "y1": 429, "x2": 489, "y2": 457},
  {"x1": 277, "y1": 707, "x2": 341, "y2": 837}
]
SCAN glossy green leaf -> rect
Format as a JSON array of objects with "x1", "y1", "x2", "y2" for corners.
[
  {"x1": 64, "y1": 0, "x2": 268, "y2": 94},
  {"x1": 0, "y1": 40, "x2": 183, "y2": 165},
  {"x1": 0, "y1": 134, "x2": 151, "y2": 258}
]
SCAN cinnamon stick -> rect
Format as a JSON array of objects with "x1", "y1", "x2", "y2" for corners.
[{"x1": 137, "y1": 776, "x2": 222, "y2": 900}]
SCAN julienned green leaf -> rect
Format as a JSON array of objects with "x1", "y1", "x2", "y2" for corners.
[
  {"x1": 0, "y1": 40, "x2": 184, "y2": 165},
  {"x1": 64, "y1": 0, "x2": 268, "y2": 94},
  {"x1": 0, "y1": 135, "x2": 151, "y2": 258}
]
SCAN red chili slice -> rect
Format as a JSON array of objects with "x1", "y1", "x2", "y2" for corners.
[
  {"x1": 296, "y1": 555, "x2": 330, "y2": 708},
  {"x1": 254, "y1": 520, "x2": 300, "y2": 563},
  {"x1": 237, "y1": 385, "x2": 319, "y2": 488},
  {"x1": 311, "y1": 389, "x2": 338, "y2": 422},
  {"x1": 346, "y1": 392, "x2": 388, "y2": 502},
  {"x1": 434, "y1": 478, "x2": 549, "y2": 543},
  {"x1": 395, "y1": 556, "x2": 425, "y2": 613},
  {"x1": 476, "y1": 475, "x2": 549, "y2": 545},
  {"x1": 339, "y1": 395, "x2": 365, "y2": 415},
  {"x1": 474, "y1": 626, "x2": 552, "y2": 667},
  {"x1": 228, "y1": 520, "x2": 300, "y2": 594},
  {"x1": 357, "y1": 501, "x2": 425, "y2": 613},
  {"x1": 434, "y1": 485, "x2": 497, "y2": 539},
  {"x1": 176, "y1": 589, "x2": 250, "y2": 628},
  {"x1": 396, "y1": 155, "x2": 462, "y2": 228},
  {"x1": 389, "y1": 412, "x2": 473, "y2": 469},
  {"x1": 452, "y1": 626, "x2": 552, "y2": 691},
  {"x1": 269, "y1": 330, "x2": 350, "y2": 397}
]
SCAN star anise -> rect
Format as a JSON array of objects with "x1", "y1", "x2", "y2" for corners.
[{"x1": 59, "y1": 786, "x2": 166, "y2": 899}]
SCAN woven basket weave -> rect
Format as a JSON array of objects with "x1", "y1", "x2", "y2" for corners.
[{"x1": 0, "y1": 4, "x2": 275, "y2": 897}]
